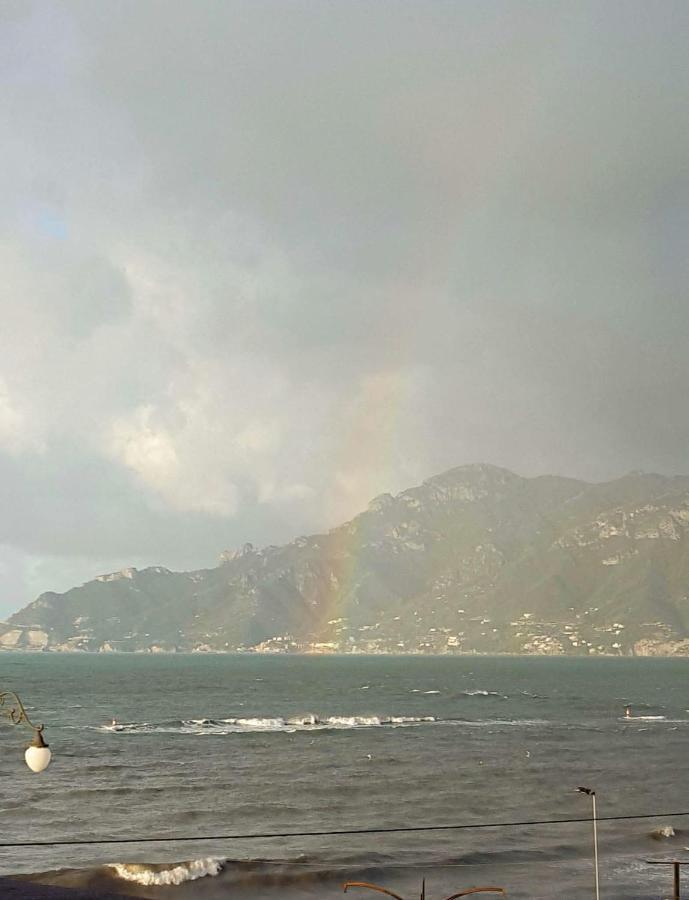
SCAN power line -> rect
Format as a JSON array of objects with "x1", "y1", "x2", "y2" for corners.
[{"x1": 0, "y1": 810, "x2": 687, "y2": 849}]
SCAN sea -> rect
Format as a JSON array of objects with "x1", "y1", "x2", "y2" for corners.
[{"x1": 1, "y1": 653, "x2": 688, "y2": 899}]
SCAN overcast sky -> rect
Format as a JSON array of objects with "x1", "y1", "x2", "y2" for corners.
[{"x1": 1, "y1": 0, "x2": 688, "y2": 615}]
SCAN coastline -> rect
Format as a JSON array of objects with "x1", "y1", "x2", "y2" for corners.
[{"x1": 0, "y1": 646, "x2": 676, "y2": 657}]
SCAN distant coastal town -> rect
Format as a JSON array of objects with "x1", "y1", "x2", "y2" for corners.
[{"x1": 0, "y1": 608, "x2": 680, "y2": 656}]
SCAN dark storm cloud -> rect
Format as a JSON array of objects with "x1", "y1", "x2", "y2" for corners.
[{"x1": 1, "y1": 0, "x2": 688, "y2": 613}]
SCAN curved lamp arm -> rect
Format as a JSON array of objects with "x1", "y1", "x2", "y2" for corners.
[
  {"x1": 0, "y1": 690, "x2": 44, "y2": 733},
  {"x1": 343, "y1": 882, "x2": 407, "y2": 900},
  {"x1": 343, "y1": 882, "x2": 506, "y2": 900},
  {"x1": 442, "y1": 889, "x2": 506, "y2": 898}
]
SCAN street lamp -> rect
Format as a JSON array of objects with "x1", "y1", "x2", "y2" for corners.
[
  {"x1": 0, "y1": 690, "x2": 51, "y2": 773},
  {"x1": 576, "y1": 787, "x2": 600, "y2": 900}
]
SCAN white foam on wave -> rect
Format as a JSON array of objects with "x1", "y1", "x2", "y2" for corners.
[
  {"x1": 462, "y1": 690, "x2": 505, "y2": 697},
  {"x1": 226, "y1": 717, "x2": 285, "y2": 729},
  {"x1": 622, "y1": 715, "x2": 666, "y2": 722},
  {"x1": 94, "y1": 714, "x2": 552, "y2": 735},
  {"x1": 109, "y1": 858, "x2": 223, "y2": 885},
  {"x1": 389, "y1": 715, "x2": 436, "y2": 724},
  {"x1": 94, "y1": 711, "x2": 590, "y2": 736},
  {"x1": 96, "y1": 722, "x2": 154, "y2": 734},
  {"x1": 287, "y1": 714, "x2": 319, "y2": 726},
  {"x1": 97, "y1": 714, "x2": 438, "y2": 735},
  {"x1": 442, "y1": 718, "x2": 548, "y2": 728},
  {"x1": 327, "y1": 715, "x2": 383, "y2": 727}
]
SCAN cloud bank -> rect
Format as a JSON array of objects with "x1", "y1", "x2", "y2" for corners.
[{"x1": 1, "y1": 0, "x2": 688, "y2": 613}]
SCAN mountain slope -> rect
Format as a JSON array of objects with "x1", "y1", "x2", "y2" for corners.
[{"x1": 4, "y1": 464, "x2": 689, "y2": 655}]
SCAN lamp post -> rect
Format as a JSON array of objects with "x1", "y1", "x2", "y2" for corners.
[
  {"x1": 576, "y1": 787, "x2": 600, "y2": 900},
  {"x1": 0, "y1": 690, "x2": 51, "y2": 773}
]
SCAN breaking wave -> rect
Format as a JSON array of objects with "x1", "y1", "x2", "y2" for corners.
[
  {"x1": 22, "y1": 845, "x2": 605, "y2": 895},
  {"x1": 462, "y1": 689, "x2": 506, "y2": 697},
  {"x1": 98, "y1": 714, "x2": 437, "y2": 734},
  {"x1": 622, "y1": 715, "x2": 667, "y2": 722},
  {"x1": 108, "y1": 858, "x2": 224, "y2": 885},
  {"x1": 650, "y1": 825, "x2": 677, "y2": 840},
  {"x1": 94, "y1": 713, "x2": 550, "y2": 735}
]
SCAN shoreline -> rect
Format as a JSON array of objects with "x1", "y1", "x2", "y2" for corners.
[{"x1": 0, "y1": 647, "x2": 678, "y2": 658}]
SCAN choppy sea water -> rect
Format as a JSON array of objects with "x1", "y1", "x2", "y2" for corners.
[{"x1": 1, "y1": 653, "x2": 689, "y2": 899}]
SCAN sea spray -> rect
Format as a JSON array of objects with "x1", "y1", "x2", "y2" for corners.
[{"x1": 108, "y1": 858, "x2": 224, "y2": 885}]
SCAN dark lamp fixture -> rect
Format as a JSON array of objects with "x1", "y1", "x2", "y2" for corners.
[{"x1": 0, "y1": 690, "x2": 51, "y2": 772}]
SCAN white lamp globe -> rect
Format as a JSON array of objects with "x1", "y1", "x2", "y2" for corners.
[{"x1": 25, "y1": 730, "x2": 51, "y2": 773}]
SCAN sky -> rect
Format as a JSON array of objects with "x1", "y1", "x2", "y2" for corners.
[{"x1": 1, "y1": 0, "x2": 688, "y2": 616}]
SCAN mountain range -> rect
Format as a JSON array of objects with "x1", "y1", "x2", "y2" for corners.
[{"x1": 3, "y1": 463, "x2": 689, "y2": 655}]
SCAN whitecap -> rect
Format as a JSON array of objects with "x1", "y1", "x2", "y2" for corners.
[
  {"x1": 622, "y1": 715, "x2": 666, "y2": 722},
  {"x1": 326, "y1": 715, "x2": 382, "y2": 727},
  {"x1": 235, "y1": 717, "x2": 286, "y2": 729},
  {"x1": 463, "y1": 689, "x2": 503, "y2": 697},
  {"x1": 286, "y1": 714, "x2": 319, "y2": 726},
  {"x1": 651, "y1": 826, "x2": 676, "y2": 840},
  {"x1": 94, "y1": 713, "x2": 442, "y2": 735},
  {"x1": 109, "y1": 858, "x2": 223, "y2": 886}
]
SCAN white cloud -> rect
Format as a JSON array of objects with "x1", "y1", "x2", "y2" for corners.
[
  {"x1": 0, "y1": 377, "x2": 44, "y2": 454},
  {"x1": 0, "y1": 381, "x2": 26, "y2": 451},
  {"x1": 109, "y1": 405, "x2": 238, "y2": 517}
]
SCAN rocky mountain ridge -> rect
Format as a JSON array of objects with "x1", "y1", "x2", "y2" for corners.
[{"x1": 4, "y1": 464, "x2": 689, "y2": 655}]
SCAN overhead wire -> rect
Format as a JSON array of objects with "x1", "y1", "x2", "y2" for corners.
[{"x1": 0, "y1": 810, "x2": 687, "y2": 849}]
